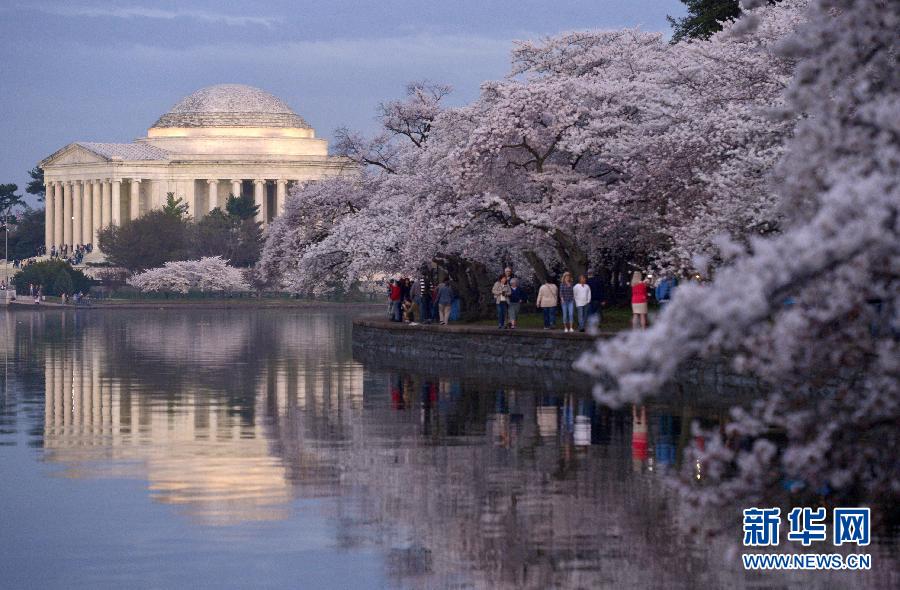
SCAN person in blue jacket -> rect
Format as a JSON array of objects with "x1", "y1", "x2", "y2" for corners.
[{"x1": 655, "y1": 274, "x2": 677, "y2": 307}]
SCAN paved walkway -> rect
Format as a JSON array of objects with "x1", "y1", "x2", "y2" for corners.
[
  {"x1": 6, "y1": 298, "x2": 67, "y2": 308},
  {"x1": 354, "y1": 317, "x2": 616, "y2": 340}
]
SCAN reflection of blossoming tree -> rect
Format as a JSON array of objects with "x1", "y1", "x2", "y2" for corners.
[
  {"x1": 578, "y1": 0, "x2": 898, "y2": 528},
  {"x1": 128, "y1": 256, "x2": 249, "y2": 293}
]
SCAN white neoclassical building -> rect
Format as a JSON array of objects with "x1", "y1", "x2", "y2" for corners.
[{"x1": 40, "y1": 84, "x2": 350, "y2": 252}]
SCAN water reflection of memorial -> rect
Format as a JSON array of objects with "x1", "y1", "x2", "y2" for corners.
[
  {"x1": 13, "y1": 309, "x2": 885, "y2": 589},
  {"x1": 38, "y1": 310, "x2": 363, "y2": 526}
]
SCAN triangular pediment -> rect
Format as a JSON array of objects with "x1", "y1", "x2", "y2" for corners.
[{"x1": 40, "y1": 143, "x2": 109, "y2": 168}]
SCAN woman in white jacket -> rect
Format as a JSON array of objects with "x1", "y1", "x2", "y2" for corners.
[{"x1": 573, "y1": 274, "x2": 592, "y2": 332}]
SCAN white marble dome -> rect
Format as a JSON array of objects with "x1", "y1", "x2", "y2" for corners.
[{"x1": 152, "y1": 84, "x2": 310, "y2": 129}]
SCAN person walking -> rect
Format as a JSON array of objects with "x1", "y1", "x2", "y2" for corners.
[
  {"x1": 492, "y1": 274, "x2": 512, "y2": 329},
  {"x1": 631, "y1": 271, "x2": 649, "y2": 330},
  {"x1": 573, "y1": 274, "x2": 592, "y2": 332},
  {"x1": 436, "y1": 278, "x2": 454, "y2": 325},
  {"x1": 559, "y1": 272, "x2": 576, "y2": 332},
  {"x1": 536, "y1": 277, "x2": 559, "y2": 330},
  {"x1": 508, "y1": 278, "x2": 525, "y2": 329}
]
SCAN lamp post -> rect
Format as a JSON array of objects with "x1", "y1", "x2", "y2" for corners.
[{"x1": 3, "y1": 205, "x2": 8, "y2": 288}]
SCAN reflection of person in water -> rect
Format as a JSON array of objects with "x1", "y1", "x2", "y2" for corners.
[
  {"x1": 491, "y1": 390, "x2": 511, "y2": 448},
  {"x1": 574, "y1": 398, "x2": 592, "y2": 447},
  {"x1": 655, "y1": 414, "x2": 680, "y2": 467},
  {"x1": 420, "y1": 380, "x2": 438, "y2": 434},
  {"x1": 632, "y1": 405, "x2": 649, "y2": 471},
  {"x1": 536, "y1": 395, "x2": 559, "y2": 439},
  {"x1": 390, "y1": 374, "x2": 404, "y2": 410}
]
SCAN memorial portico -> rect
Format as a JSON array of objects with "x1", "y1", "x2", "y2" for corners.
[{"x1": 39, "y1": 84, "x2": 349, "y2": 252}]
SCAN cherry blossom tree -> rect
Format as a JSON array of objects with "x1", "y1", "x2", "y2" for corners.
[
  {"x1": 128, "y1": 256, "x2": 249, "y2": 293},
  {"x1": 578, "y1": 0, "x2": 899, "y2": 528},
  {"x1": 259, "y1": 1, "x2": 808, "y2": 311}
]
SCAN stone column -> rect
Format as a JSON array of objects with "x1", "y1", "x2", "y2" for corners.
[
  {"x1": 149, "y1": 179, "x2": 160, "y2": 210},
  {"x1": 276, "y1": 179, "x2": 287, "y2": 217},
  {"x1": 45, "y1": 182, "x2": 56, "y2": 251},
  {"x1": 62, "y1": 181, "x2": 73, "y2": 247},
  {"x1": 54, "y1": 183, "x2": 64, "y2": 248},
  {"x1": 81, "y1": 181, "x2": 93, "y2": 245},
  {"x1": 110, "y1": 180, "x2": 121, "y2": 226},
  {"x1": 129, "y1": 179, "x2": 141, "y2": 220},
  {"x1": 72, "y1": 181, "x2": 83, "y2": 247},
  {"x1": 253, "y1": 179, "x2": 265, "y2": 224},
  {"x1": 181, "y1": 180, "x2": 196, "y2": 217},
  {"x1": 92, "y1": 180, "x2": 102, "y2": 243},
  {"x1": 231, "y1": 179, "x2": 242, "y2": 199},
  {"x1": 207, "y1": 179, "x2": 218, "y2": 213}
]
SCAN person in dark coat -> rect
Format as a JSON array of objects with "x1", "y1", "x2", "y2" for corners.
[{"x1": 586, "y1": 269, "x2": 607, "y2": 323}]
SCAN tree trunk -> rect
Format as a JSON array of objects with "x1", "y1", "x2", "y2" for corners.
[
  {"x1": 551, "y1": 229, "x2": 589, "y2": 278},
  {"x1": 523, "y1": 250, "x2": 551, "y2": 285},
  {"x1": 433, "y1": 253, "x2": 494, "y2": 321}
]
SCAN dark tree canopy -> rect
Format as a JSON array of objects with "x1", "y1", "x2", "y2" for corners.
[
  {"x1": 52, "y1": 269, "x2": 74, "y2": 296},
  {"x1": 97, "y1": 210, "x2": 195, "y2": 272},
  {"x1": 7, "y1": 208, "x2": 44, "y2": 259},
  {"x1": 195, "y1": 206, "x2": 262, "y2": 268},
  {"x1": 14, "y1": 259, "x2": 93, "y2": 296},
  {"x1": 224, "y1": 192, "x2": 259, "y2": 221},
  {"x1": 0, "y1": 183, "x2": 24, "y2": 214},
  {"x1": 668, "y1": 0, "x2": 741, "y2": 43},
  {"x1": 26, "y1": 167, "x2": 45, "y2": 200},
  {"x1": 98, "y1": 198, "x2": 264, "y2": 272}
]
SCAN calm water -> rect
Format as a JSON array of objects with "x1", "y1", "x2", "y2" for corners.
[{"x1": 0, "y1": 308, "x2": 894, "y2": 589}]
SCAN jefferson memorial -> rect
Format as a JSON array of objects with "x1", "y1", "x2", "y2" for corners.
[{"x1": 40, "y1": 84, "x2": 349, "y2": 251}]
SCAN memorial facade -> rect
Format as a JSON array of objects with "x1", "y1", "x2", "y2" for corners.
[{"x1": 39, "y1": 84, "x2": 349, "y2": 251}]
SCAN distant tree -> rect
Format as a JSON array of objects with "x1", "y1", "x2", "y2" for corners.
[
  {"x1": 232, "y1": 217, "x2": 263, "y2": 267},
  {"x1": 196, "y1": 196, "x2": 263, "y2": 267},
  {"x1": 0, "y1": 183, "x2": 24, "y2": 215},
  {"x1": 668, "y1": 0, "x2": 741, "y2": 42},
  {"x1": 195, "y1": 209, "x2": 233, "y2": 259},
  {"x1": 26, "y1": 167, "x2": 45, "y2": 201},
  {"x1": 224, "y1": 192, "x2": 259, "y2": 220},
  {"x1": 97, "y1": 210, "x2": 195, "y2": 272},
  {"x1": 52, "y1": 269, "x2": 74, "y2": 296},
  {"x1": 7, "y1": 208, "x2": 44, "y2": 259},
  {"x1": 162, "y1": 192, "x2": 189, "y2": 219},
  {"x1": 14, "y1": 259, "x2": 92, "y2": 296}
]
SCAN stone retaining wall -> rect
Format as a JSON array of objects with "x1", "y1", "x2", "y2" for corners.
[
  {"x1": 352, "y1": 318, "x2": 603, "y2": 371},
  {"x1": 352, "y1": 318, "x2": 761, "y2": 404}
]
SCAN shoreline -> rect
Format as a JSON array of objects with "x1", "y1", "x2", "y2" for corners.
[
  {"x1": 4, "y1": 299, "x2": 383, "y2": 311},
  {"x1": 352, "y1": 316, "x2": 610, "y2": 374},
  {"x1": 352, "y1": 317, "x2": 760, "y2": 401}
]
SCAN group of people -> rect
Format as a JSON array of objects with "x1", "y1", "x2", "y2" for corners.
[
  {"x1": 526, "y1": 270, "x2": 608, "y2": 332},
  {"x1": 387, "y1": 266, "x2": 678, "y2": 332},
  {"x1": 628, "y1": 271, "x2": 677, "y2": 330},
  {"x1": 387, "y1": 276, "x2": 456, "y2": 325},
  {"x1": 10, "y1": 255, "x2": 43, "y2": 269},
  {"x1": 49, "y1": 243, "x2": 92, "y2": 266}
]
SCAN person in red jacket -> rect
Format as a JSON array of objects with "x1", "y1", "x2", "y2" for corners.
[
  {"x1": 630, "y1": 271, "x2": 649, "y2": 330},
  {"x1": 388, "y1": 279, "x2": 402, "y2": 322}
]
